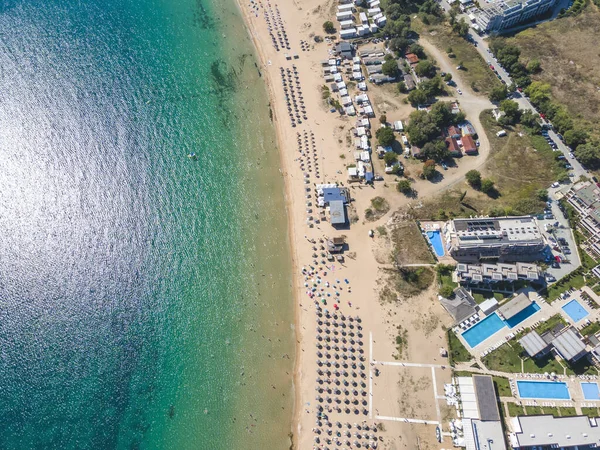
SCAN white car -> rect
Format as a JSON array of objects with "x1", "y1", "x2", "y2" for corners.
[{"x1": 457, "y1": 89, "x2": 463, "y2": 95}]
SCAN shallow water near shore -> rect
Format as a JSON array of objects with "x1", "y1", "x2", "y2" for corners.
[{"x1": 0, "y1": 0, "x2": 294, "y2": 449}]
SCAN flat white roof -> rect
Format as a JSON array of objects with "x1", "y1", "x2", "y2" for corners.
[{"x1": 513, "y1": 415, "x2": 600, "y2": 448}]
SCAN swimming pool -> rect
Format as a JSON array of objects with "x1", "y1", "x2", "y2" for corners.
[
  {"x1": 562, "y1": 299, "x2": 589, "y2": 323},
  {"x1": 427, "y1": 230, "x2": 445, "y2": 257},
  {"x1": 517, "y1": 380, "x2": 571, "y2": 399},
  {"x1": 461, "y1": 302, "x2": 541, "y2": 348},
  {"x1": 505, "y1": 303, "x2": 542, "y2": 329},
  {"x1": 581, "y1": 382, "x2": 600, "y2": 400},
  {"x1": 462, "y1": 313, "x2": 505, "y2": 348}
]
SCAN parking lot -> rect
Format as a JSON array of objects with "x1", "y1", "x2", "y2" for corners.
[{"x1": 537, "y1": 191, "x2": 581, "y2": 282}]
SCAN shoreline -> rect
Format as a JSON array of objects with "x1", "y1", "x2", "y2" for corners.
[{"x1": 230, "y1": 2, "x2": 305, "y2": 446}]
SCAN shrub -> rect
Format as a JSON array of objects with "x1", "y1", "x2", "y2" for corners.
[
  {"x1": 465, "y1": 170, "x2": 481, "y2": 189},
  {"x1": 397, "y1": 179, "x2": 412, "y2": 194},
  {"x1": 376, "y1": 127, "x2": 395, "y2": 147},
  {"x1": 323, "y1": 21, "x2": 335, "y2": 34},
  {"x1": 481, "y1": 178, "x2": 495, "y2": 194}
]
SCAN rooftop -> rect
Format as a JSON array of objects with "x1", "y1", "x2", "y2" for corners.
[
  {"x1": 552, "y1": 327, "x2": 587, "y2": 361},
  {"x1": 449, "y1": 216, "x2": 543, "y2": 248},
  {"x1": 519, "y1": 330, "x2": 549, "y2": 357},
  {"x1": 329, "y1": 200, "x2": 346, "y2": 225},
  {"x1": 512, "y1": 415, "x2": 600, "y2": 448},
  {"x1": 497, "y1": 293, "x2": 531, "y2": 320},
  {"x1": 473, "y1": 375, "x2": 501, "y2": 422}
]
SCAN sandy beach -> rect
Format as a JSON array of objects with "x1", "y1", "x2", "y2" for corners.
[{"x1": 231, "y1": 0, "x2": 478, "y2": 447}]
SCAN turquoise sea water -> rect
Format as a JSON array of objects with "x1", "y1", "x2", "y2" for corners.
[{"x1": 0, "y1": 0, "x2": 294, "y2": 449}]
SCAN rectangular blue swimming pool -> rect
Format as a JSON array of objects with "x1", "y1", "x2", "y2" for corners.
[
  {"x1": 562, "y1": 299, "x2": 589, "y2": 323},
  {"x1": 517, "y1": 380, "x2": 571, "y2": 399},
  {"x1": 462, "y1": 313, "x2": 506, "y2": 348},
  {"x1": 581, "y1": 382, "x2": 600, "y2": 400},
  {"x1": 505, "y1": 302, "x2": 541, "y2": 329},
  {"x1": 426, "y1": 230, "x2": 445, "y2": 257}
]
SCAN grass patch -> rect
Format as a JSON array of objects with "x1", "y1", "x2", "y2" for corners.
[
  {"x1": 505, "y1": 4, "x2": 600, "y2": 141},
  {"x1": 525, "y1": 405, "x2": 543, "y2": 415},
  {"x1": 546, "y1": 271, "x2": 586, "y2": 301},
  {"x1": 522, "y1": 353, "x2": 565, "y2": 375},
  {"x1": 559, "y1": 407, "x2": 578, "y2": 417},
  {"x1": 581, "y1": 321, "x2": 600, "y2": 337},
  {"x1": 413, "y1": 21, "x2": 503, "y2": 95},
  {"x1": 394, "y1": 325, "x2": 409, "y2": 360},
  {"x1": 448, "y1": 330, "x2": 472, "y2": 365},
  {"x1": 507, "y1": 402, "x2": 526, "y2": 417},
  {"x1": 389, "y1": 220, "x2": 436, "y2": 265},
  {"x1": 365, "y1": 196, "x2": 390, "y2": 222},
  {"x1": 566, "y1": 357, "x2": 598, "y2": 376},
  {"x1": 541, "y1": 406, "x2": 561, "y2": 417},
  {"x1": 582, "y1": 407, "x2": 600, "y2": 418},
  {"x1": 382, "y1": 266, "x2": 435, "y2": 299},
  {"x1": 535, "y1": 314, "x2": 567, "y2": 335},
  {"x1": 493, "y1": 376, "x2": 512, "y2": 397},
  {"x1": 482, "y1": 343, "x2": 523, "y2": 373}
]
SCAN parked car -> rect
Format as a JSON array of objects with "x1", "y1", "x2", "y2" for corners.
[
  {"x1": 441, "y1": 162, "x2": 448, "y2": 170},
  {"x1": 457, "y1": 89, "x2": 463, "y2": 95}
]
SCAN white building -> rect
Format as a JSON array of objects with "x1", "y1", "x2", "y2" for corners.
[
  {"x1": 340, "y1": 19, "x2": 355, "y2": 29},
  {"x1": 367, "y1": 7, "x2": 381, "y2": 15},
  {"x1": 359, "y1": 11, "x2": 368, "y2": 23},
  {"x1": 511, "y1": 415, "x2": 600, "y2": 449},
  {"x1": 339, "y1": 28, "x2": 357, "y2": 39},
  {"x1": 336, "y1": 11, "x2": 353, "y2": 21},
  {"x1": 338, "y1": 3, "x2": 355, "y2": 12},
  {"x1": 475, "y1": 0, "x2": 558, "y2": 32}
]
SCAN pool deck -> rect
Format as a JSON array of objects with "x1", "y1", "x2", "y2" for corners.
[
  {"x1": 455, "y1": 287, "x2": 600, "y2": 358},
  {"x1": 419, "y1": 221, "x2": 455, "y2": 264},
  {"x1": 553, "y1": 287, "x2": 600, "y2": 328}
]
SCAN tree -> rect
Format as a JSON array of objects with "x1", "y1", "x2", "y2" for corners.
[
  {"x1": 389, "y1": 36, "x2": 410, "y2": 55},
  {"x1": 383, "y1": 151, "x2": 398, "y2": 166},
  {"x1": 397, "y1": 81, "x2": 407, "y2": 93},
  {"x1": 409, "y1": 43, "x2": 425, "y2": 58},
  {"x1": 379, "y1": 114, "x2": 387, "y2": 125},
  {"x1": 439, "y1": 285, "x2": 454, "y2": 298},
  {"x1": 443, "y1": 72, "x2": 453, "y2": 82},
  {"x1": 499, "y1": 99, "x2": 521, "y2": 124},
  {"x1": 451, "y1": 18, "x2": 469, "y2": 37},
  {"x1": 489, "y1": 84, "x2": 508, "y2": 103},
  {"x1": 382, "y1": 59, "x2": 399, "y2": 78},
  {"x1": 480, "y1": 178, "x2": 495, "y2": 195},
  {"x1": 323, "y1": 21, "x2": 335, "y2": 34},
  {"x1": 429, "y1": 101, "x2": 453, "y2": 127},
  {"x1": 376, "y1": 127, "x2": 395, "y2": 147},
  {"x1": 564, "y1": 129, "x2": 588, "y2": 150},
  {"x1": 422, "y1": 160, "x2": 436, "y2": 179},
  {"x1": 421, "y1": 140, "x2": 450, "y2": 162},
  {"x1": 465, "y1": 169, "x2": 481, "y2": 189},
  {"x1": 407, "y1": 88, "x2": 428, "y2": 106},
  {"x1": 406, "y1": 109, "x2": 441, "y2": 146},
  {"x1": 446, "y1": 47, "x2": 453, "y2": 54},
  {"x1": 419, "y1": 75, "x2": 444, "y2": 97},
  {"x1": 415, "y1": 60, "x2": 436, "y2": 78},
  {"x1": 397, "y1": 179, "x2": 412, "y2": 194},
  {"x1": 536, "y1": 189, "x2": 548, "y2": 201},
  {"x1": 520, "y1": 110, "x2": 539, "y2": 130},
  {"x1": 575, "y1": 142, "x2": 600, "y2": 169},
  {"x1": 526, "y1": 59, "x2": 541, "y2": 73}
]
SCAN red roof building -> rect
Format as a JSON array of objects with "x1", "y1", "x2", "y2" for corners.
[
  {"x1": 445, "y1": 137, "x2": 462, "y2": 157},
  {"x1": 461, "y1": 135, "x2": 478, "y2": 155},
  {"x1": 445, "y1": 125, "x2": 461, "y2": 138},
  {"x1": 405, "y1": 53, "x2": 419, "y2": 65}
]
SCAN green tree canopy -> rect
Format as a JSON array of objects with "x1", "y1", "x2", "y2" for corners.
[
  {"x1": 422, "y1": 160, "x2": 436, "y2": 179},
  {"x1": 407, "y1": 88, "x2": 428, "y2": 106},
  {"x1": 397, "y1": 179, "x2": 412, "y2": 194},
  {"x1": 465, "y1": 169, "x2": 481, "y2": 189},
  {"x1": 323, "y1": 21, "x2": 335, "y2": 34},
  {"x1": 499, "y1": 99, "x2": 521, "y2": 124},
  {"x1": 382, "y1": 59, "x2": 399, "y2": 78},
  {"x1": 376, "y1": 127, "x2": 396, "y2": 147},
  {"x1": 481, "y1": 178, "x2": 495, "y2": 195},
  {"x1": 383, "y1": 151, "x2": 398, "y2": 165},
  {"x1": 489, "y1": 84, "x2": 508, "y2": 103},
  {"x1": 421, "y1": 140, "x2": 450, "y2": 161},
  {"x1": 415, "y1": 60, "x2": 436, "y2": 78},
  {"x1": 575, "y1": 142, "x2": 600, "y2": 169},
  {"x1": 564, "y1": 129, "x2": 588, "y2": 149}
]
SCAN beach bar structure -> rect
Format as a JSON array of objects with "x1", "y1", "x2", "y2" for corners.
[{"x1": 329, "y1": 200, "x2": 347, "y2": 226}]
